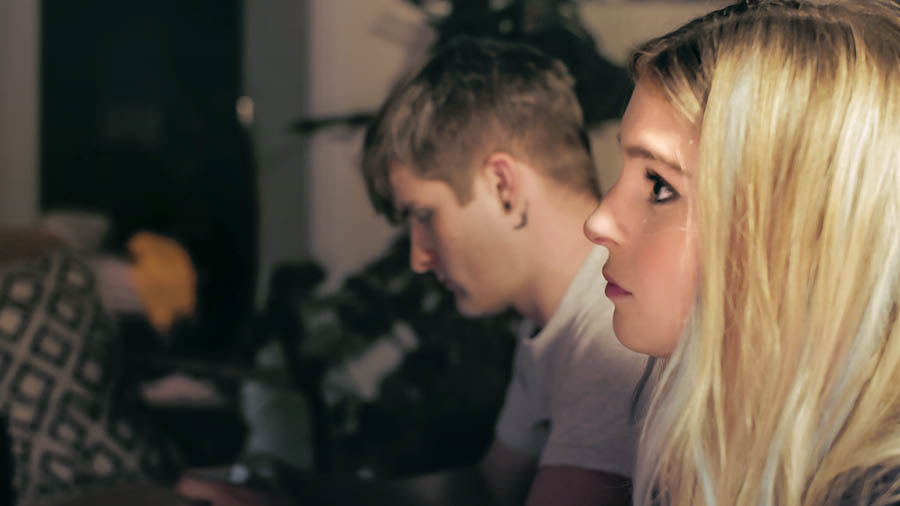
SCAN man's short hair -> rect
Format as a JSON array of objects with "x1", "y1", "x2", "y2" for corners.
[{"x1": 361, "y1": 36, "x2": 599, "y2": 220}]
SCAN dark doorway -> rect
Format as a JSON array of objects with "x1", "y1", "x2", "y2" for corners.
[{"x1": 40, "y1": 0, "x2": 257, "y2": 357}]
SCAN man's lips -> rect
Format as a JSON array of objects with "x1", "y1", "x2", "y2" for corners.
[
  {"x1": 436, "y1": 275, "x2": 458, "y2": 293},
  {"x1": 603, "y1": 270, "x2": 632, "y2": 298}
]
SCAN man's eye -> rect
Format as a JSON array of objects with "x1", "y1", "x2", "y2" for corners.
[
  {"x1": 411, "y1": 209, "x2": 433, "y2": 225},
  {"x1": 645, "y1": 170, "x2": 679, "y2": 204}
]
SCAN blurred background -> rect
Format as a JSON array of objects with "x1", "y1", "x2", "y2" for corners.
[{"x1": 0, "y1": 0, "x2": 723, "y2": 503}]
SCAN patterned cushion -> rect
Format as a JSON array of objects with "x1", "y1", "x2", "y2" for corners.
[{"x1": 0, "y1": 253, "x2": 178, "y2": 504}]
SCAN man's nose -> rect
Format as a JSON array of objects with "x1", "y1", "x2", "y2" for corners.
[{"x1": 409, "y1": 226, "x2": 436, "y2": 273}]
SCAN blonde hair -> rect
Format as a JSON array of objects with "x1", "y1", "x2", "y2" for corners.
[
  {"x1": 361, "y1": 36, "x2": 597, "y2": 220},
  {"x1": 630, "y1": 1, "x2": 900, "y2": 505}
]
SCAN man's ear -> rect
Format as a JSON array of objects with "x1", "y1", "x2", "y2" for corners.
[{"x1": 481, "y1": 152, "x2": 521, "y2": 214}]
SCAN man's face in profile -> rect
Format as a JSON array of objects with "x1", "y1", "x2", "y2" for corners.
[{"x1": 389, "y1": 165, "x2": 522, "y2": 318}]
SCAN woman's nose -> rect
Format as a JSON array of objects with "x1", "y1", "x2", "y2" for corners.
[{"x1": 584, "y1": 195, "x2": 625, "y2": 248}]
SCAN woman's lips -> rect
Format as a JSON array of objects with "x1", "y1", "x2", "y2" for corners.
[
  {"x1": 604, "y1": 281, "x2": 632, "y2": 298},
  {"x1": 603, "y1": 270, "x2": 632, "y2": 298}
]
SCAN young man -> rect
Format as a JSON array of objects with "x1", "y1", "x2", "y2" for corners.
[{"x1": 178, "y1": 36, "x2": 646, "y2": 506}]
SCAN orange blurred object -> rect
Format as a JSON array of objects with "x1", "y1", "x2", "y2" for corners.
[{"x1": 128, "y1": 231, "x2": 197, "y2": 333}]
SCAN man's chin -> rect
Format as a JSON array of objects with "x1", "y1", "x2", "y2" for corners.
[
  {"x1": 454, "y1": 299, "x2": 480, "y2": 317},
  {"x1": 454, "y1": 296, "x2": 502, "y2": 319}
]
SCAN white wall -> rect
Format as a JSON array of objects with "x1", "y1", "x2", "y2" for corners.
[
  {"x1": 303, "y1": 0, "x2": 432, "y2": 291},
  {"x1": 582, "y1": 1, "x2": 727, "y2": 193},
  {"x1": 247, "y1": 0, "x2": 432, "y2": 296},
  {"x1": 244, "y1": 0, "x2": 315, "y2": 304},
  {"x1": 249, "y1": 1, "x2": 725, "y2": 293},
  {"x1": 0, "y1": 0, "x2": 40, "y2": 226}
]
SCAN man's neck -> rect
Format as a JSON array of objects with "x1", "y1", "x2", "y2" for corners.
[{"x1": 514, "y1": 192, "x2": 600, "y2": 327}]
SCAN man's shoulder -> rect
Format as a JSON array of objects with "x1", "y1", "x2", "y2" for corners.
[{"x1": 546, "y1": 246, "x2": 613, "y2": 336}]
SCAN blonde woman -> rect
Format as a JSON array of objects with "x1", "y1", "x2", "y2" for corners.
[{"x1": 584, "y1": 1, "x2": 900, "y2": 505}]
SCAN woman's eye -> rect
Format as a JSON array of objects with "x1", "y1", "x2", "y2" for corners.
[{"x1": 645, "y1": 170, "x2": 679, "y2": 203}]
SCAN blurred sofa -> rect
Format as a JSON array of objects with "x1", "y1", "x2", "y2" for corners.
[{"x1": 0, "y1": 251, "x2": 179, "y2": 505}]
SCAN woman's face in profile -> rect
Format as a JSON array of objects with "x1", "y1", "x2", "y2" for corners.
[{"x1": 584, "y1": 80, "x2": 701, "y2": 358}]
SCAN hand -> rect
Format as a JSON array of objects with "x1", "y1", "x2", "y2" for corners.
[
  {"x1": 176, "y1": 469, "x2": 283, "y2": 506},
  {"x1": 42, "y1": 484, "x2": 208, "y2": 506}
]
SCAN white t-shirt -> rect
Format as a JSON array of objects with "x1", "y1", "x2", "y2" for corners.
[{"x1": 494, "y1": 246, "x2": 647, "y2": 477}]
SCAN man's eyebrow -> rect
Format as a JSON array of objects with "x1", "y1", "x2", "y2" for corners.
[
  {"x1": 617, "y1": 132, "x2": 684, "y2": 173},
  {"x1": 394, "y1": 205, "x2": 410, "y2": 222}
]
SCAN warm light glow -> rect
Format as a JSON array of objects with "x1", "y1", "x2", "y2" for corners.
[{"x1": 236, "y1": 95, "x2": 254, "y2": 127}]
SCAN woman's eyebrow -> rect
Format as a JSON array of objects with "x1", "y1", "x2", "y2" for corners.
[{"x1": 617, "y1": 132, "x2": 684, "y2": 173}]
